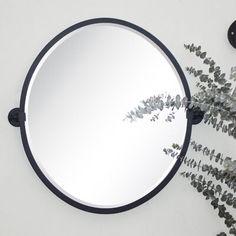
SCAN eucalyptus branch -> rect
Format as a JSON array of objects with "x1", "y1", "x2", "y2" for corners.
[
  {"x1": 167, "y1": 140, "x2": 234, "y2": 170},
  {"x1": 124, "y1": 91, "x2": 236, "y2": 138},
  {"x1": 230, "y1": 67, "x2": 236, "y2": 82},
  {"x1": 190, "y1": 140, "x2": 231, "y2": 166},
  {"x1": 186, "y1": 66, "x2": 232, "y2": 94},
  {"x1": 184, "y1": 43, "x2": 214, "y2": 71},
  {"x1": 189, "y1": 90, "x2": 236, "y2": 137},
  {"x1": 163, "y1": 43, "x2": 236, "y2": 235},
  {"x1": 124, "y1": 42, "x2": 236, "y2": 235},
  {"x1": 181, "y1": 171, "x2": 236, "y2": 209},
  {"x1": 124, "y1": 93, "x2": 236, "y2": 122},
  {"x1": 123, "y1": 94, "x2": 186, "y2": 122},
  {"x1": 163, "y1": 142, "x2": 236, "y2": 194},
  {"x1": 181, "y1": 171, "x2": 236, "y2": 235},
  {"x1": 190, "y1": 140, "x2": 236, "y2": 174},
  {"x1": 183, "y1": 157, "x2": 236, "y2": 193}
]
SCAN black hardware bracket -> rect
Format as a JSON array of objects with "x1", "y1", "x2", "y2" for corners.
[
  {"x1": 8, "y1": 108, "x2": 25, "y2": 127},
  {"x1": 228, "y1": 21, "x2": 236, "y2": 49},
  {"x1": 192, "y1": 107, "x2": 204, "y2": 125}
]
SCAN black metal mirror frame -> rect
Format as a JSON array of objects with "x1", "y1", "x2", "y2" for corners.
[{"x1": 9, "y1": 18, "x2": 193, "y2": 214}]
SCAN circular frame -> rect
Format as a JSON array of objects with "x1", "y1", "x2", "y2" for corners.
[{"x1": 18, "y1": 18, "x2": 193, "y2": 214}]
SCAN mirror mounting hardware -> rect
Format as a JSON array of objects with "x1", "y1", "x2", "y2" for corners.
[
  {"x1": 228, "y1": 21, "x2": 236, "y2": 49},
  {"x1": 192, "y1": 108, "x2": 204, "y2": 125},
  {"x1": 8, "y1": 108, "x2": 25, "y2": 127}
]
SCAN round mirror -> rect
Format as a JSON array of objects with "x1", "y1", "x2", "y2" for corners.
[{"x1": 16, "y1": 18, "x2": 192, "y2": 213}]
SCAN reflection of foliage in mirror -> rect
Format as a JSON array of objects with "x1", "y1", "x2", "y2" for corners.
[
  {"x1": 124, "y1": 43, "x2": 236, "y2": 235},
  {"x1": 124, "y1": 43, "x2": 236, "y2": 139}
]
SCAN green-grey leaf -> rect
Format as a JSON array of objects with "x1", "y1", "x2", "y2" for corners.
[{"x1": 200, "y1": 52, "x2": 207, "y2": 59}]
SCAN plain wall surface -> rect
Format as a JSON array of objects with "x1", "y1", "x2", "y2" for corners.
[{"x1": 1, "y1": 0, "x2": 236, "y2": 235}]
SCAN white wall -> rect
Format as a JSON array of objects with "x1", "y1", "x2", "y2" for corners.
[{"x1": 0, "y1": 0, "x2": 236, "y2": 235}]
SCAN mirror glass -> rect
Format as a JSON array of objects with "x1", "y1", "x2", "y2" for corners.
[{"x1": 23, "y1": 22, "x2": 189, "y2": 210}]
